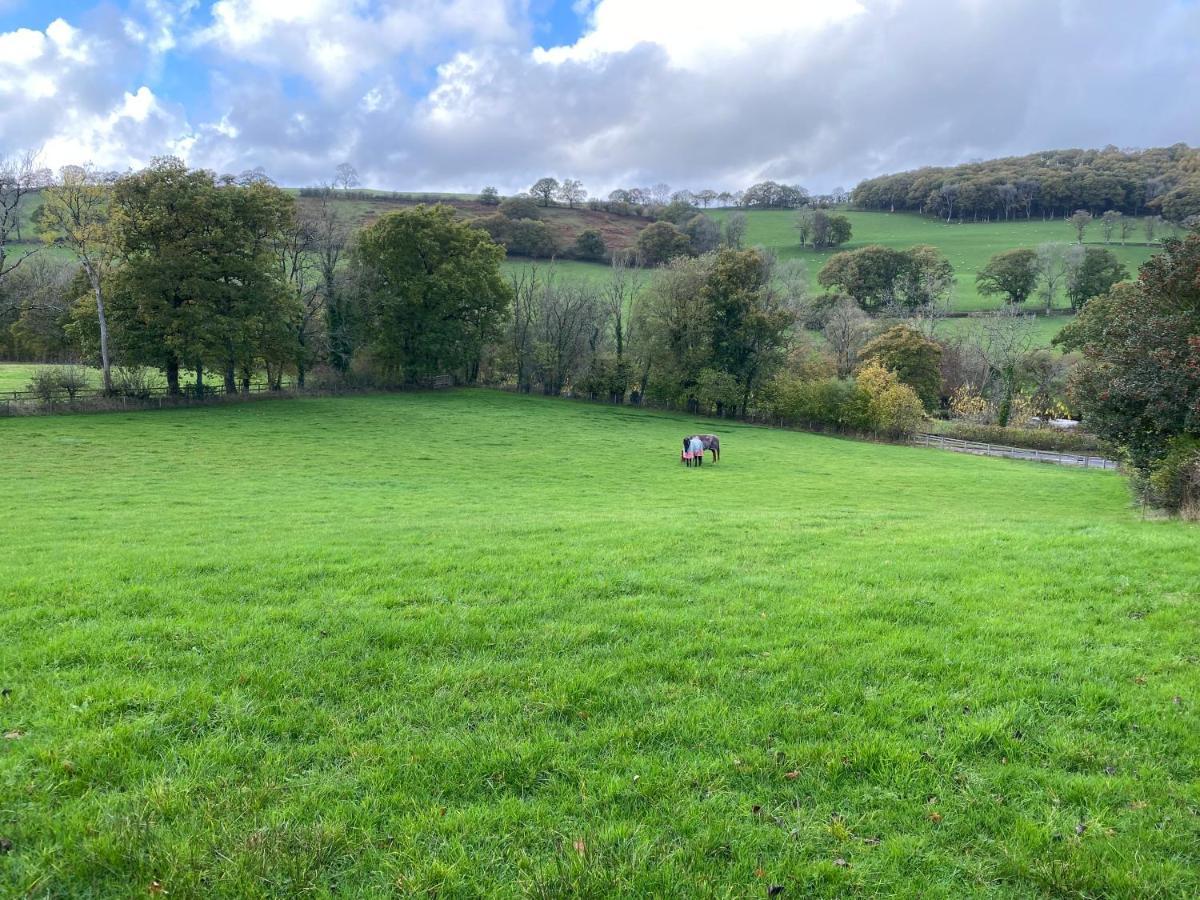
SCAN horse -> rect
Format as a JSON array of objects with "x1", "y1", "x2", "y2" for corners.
[{"x1": 683, "y1": 434, "x2": 720, "y2": 463}]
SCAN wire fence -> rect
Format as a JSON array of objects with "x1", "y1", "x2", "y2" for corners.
[{"x1": 913, "y1": 432, "x2": 1118, "y2": 470}]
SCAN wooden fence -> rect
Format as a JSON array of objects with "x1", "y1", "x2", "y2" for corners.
[{"x1": 913, "y1": 432, "x2": 1118, "y2": 470}]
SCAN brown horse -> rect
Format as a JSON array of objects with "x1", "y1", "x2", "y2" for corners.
[{"x1": 683, "y1": 434, "x2": 720, "y2": 463}]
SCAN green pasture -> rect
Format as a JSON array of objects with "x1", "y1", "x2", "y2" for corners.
[
  {"x1": 710, "y1": 210, "x2": 1160, "y2": 312},
  {"x1": 1, "y1": 390, "x2": 1196, "y2": 896}
]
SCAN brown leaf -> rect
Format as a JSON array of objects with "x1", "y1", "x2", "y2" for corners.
[
  {"x1": 833, "y1": 857, "x2": 849, "y2": 867},
  {"x1": 573, "y1": 840, "x2": 586, "y2": 856},
  {"x1": 754, "y1": 867, "x2": 765, "y2": 878},
  {"x1": 148, "y1": 881, "x2": 165, "y2": 895},
  {"x1": 928, "y1": 811, "x2": 943, "y2": 824},
  {"x1": 784, "y1": 771, "x2": 799, "y2": 780},
  {"x1": 3, "y1": 730, "x2": 22, "y2": 740}
]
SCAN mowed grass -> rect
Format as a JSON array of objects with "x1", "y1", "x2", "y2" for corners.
[{"x1": 1, "y1": 391, "x2": 1197, "y2": 897}]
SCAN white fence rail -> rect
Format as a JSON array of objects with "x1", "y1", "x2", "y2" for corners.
[{"x1": 913, "y1": 432, "x2": 1118, "y2": 470}]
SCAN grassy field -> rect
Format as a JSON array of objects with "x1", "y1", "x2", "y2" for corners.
[
  {"x1": 1, "y1": 390, "x2": 1197, "y2": 896},
  {"x1": 710, "y1": 210, "x2": 1160, "y2": 314}
]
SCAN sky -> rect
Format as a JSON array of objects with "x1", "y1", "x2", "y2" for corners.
[{"x1": 1, "y1": 0, "x2": 1198, "y2": 195}]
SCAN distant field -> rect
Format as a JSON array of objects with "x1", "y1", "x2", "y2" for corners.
[
  {"x1": 2, "y1": 390, "x2": 1197, "y2": 895},
  {"x1": 709, "y1": 210, "x2": 1159, "y2": 312}
]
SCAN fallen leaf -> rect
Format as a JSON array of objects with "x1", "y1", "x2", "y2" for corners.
[
  {"x1": 929, "y1": 811, "x2": 943, "y2": 824},
  {"x1": 1075, "y1": 822, "x2": 1087, "y2": 835},
  {"x1": 754, "y1": 867, "x2": 765, "y2": 878},
  {"x1": 573, "y1": 840, "x2": 586, "y2": 856},
  {"x1": 3, "y1": 731, "x2": 22, "y2": 740},
  {"x1": 784, "y1": 771, "x2": 799, "y2": 780},
  {"x1": 862, "y1": 836, "x2": 880, "y2": 846},
  {"x1": 0, "y1": 837, "x2": 12, "y2": 854},
  {"x1": 1173, "y1": 696, "x2": 1183, "y2": 705},
  {"x1": 834, "y1": 857, "x2": 849, "y2": 867},
  {"x1": 1134, "y1": 676, "x2": 1147, "y2": 685},
  {"x1": 632, "y1": 774, "x2": 640, "y2": 783},
  {"x1": 148, "y1": 881, "x2": 165, "y2": 895}
]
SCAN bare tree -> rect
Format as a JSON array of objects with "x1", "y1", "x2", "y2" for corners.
[
  {"x1": 555, "y1": 178, "x2": 587, "y2": 209},
  {"x1": 39, "y1": 164, "x2": 118, "y2": 391},
  {"x1": 310, "y1": 187, "x2": 353, "y2": 370},
  {"x1": 0, "y1": 150, "x2": 43, "y2": 283},
  {"x1": 534, "y1": 273, "x2": 601, "y2": 395},
  {"x1": 822, "y1": 296, "x2": 872, "y2": 376},
  {"x1": 1035, "y1": 242, "x2": 1084, "y2": 313},
  {"x1": 650, "y1": 183, "x2": 672, "y2": 206},
  {"x1": 696, "y1": 189, "x2": 718, "y2": 208},
  {"x1": 1143, "y1": 214, "x2": 1162, "y2": 244},
  {"x1": 602, "y1": 256, "x2": 645, "y2": 370},
  {"x1": 273, "y1": 209, "x2": 324, "y2": 387},
  {"x1": 972, "y1": 307, "x2": 1035, "y2": 426},
  {"x1": 333, "y1": 163, "x2": 360, "y2": 193},
  {"x1": 508, "y1": 264, "x2": 541, "y2": 392},
  {"x1": 1119, "y1": 214, "x2": 1135, "y2": 245}
]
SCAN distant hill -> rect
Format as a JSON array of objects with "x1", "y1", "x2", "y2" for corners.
[
  {"x1": 853, "y1": 144, "x2": 1200, "y2": 222},
  {"x1": 295, "y1": 190, "x2": 653, "y2": 259}
]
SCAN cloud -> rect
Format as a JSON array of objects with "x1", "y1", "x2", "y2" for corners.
[
  {"x1": 3, "y1": 0, "x2": 1199, "y2": 192},
  {"x1": 193, "y1": 0, "x2": 523, "y2": 90}
]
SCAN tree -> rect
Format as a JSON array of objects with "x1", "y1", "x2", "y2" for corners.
[
  {"x1": 556, "y1": 179, "x2": 587, "y2": 209},
  {"x1": 1065, "y1": 247, "x2": 1127, "y2": 310},
  {"x1": 530, "y1": 178, "x2": 559, "y2": 207},
  {"x1": 309, "y1": 188, "x2": 355, "y2": 373},
  {"x1": 1056, "y1": 233, "x2": 1200, "y2": 491},
  {"x1": 1068, "y1": 209, "x2": 1093, "y2": 243},
  {"x1": 1034, "y1": 242, "x2": 1084, "y2": 312},
  {"x1": 479, "y1": 186, "x2": 500, "y2": 206},
  {"x1": 600, "y1": 258, "x2": 644, "y2": 400},
  {"x1": 896, "y1": 245, "x2": 954, "y2": 310},
  {"x1": 1144, "y1": 214, "x2": 1162, "y2": 243},
  {"x1": 334, "y1": 163, "x2": 360, "y2": 193},
  {"x1": 822, "y1": 295, "x2": 872, "y2": 376},
  {"x1": 723, "y1": 212, "x2": 747, "y2": 250},
  {"x1": 696, "y1": 190, "x2": 718, "y2": 208},
  {"x1": 682, "y1": 214, "x2": 722, "y2": 254},
  {"x1": 741, "y1": 181, "x2": 808, "y2": 209},
  {"x1": 650, "y1": 183, "x2": 672, "y2": 206},
  {"x1": 573, "y1": 229, "x2": 607, "y2": 261},
  {"x1": 531, "y1": 274, "x2": 602, "y2": 395},
  {"x1": 794, "y1": 208, "x2": 813, "y2": 248},
  {"x1": 0, "y1": 150, "x2": 42, "y2": 283},
  {"x1": 37, "y1": 165, "x2": 118, "y2": 392},
  {"x1": 636, "y1": 221, "x2": 691, "y2": 267},
  {"x1": 977, "y1": 248, "x2": 1039, "y2": 305},
  {"x1": 354, "y1": 204, "x2": 510, "y2": 383},
  {"x1": 1119, "y1": 214, "x2": 1135, "y2": 244},
  {"x1": 817, "y1": 245, "x2": 910, "y2": 312},
  {"x1": 1100, "y1": 209, "x2": 1122, "y2": 243},
  {"x1": 810, "y1": 210, "x2": 852, "y2": 249},
  {"x1": 858, "y1": 324, "x2": 943, "y2": 410},
  {"x1": 973, "y1": 308, "x2": 1035, "y2": 425}
]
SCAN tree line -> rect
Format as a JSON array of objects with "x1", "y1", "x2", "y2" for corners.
[{"x1": 852, "y1": 144, "x2": 1200, "y2": 224}]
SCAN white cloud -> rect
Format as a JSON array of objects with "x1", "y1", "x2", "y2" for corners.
[
  {"x1": 534, "y1": 0, "x2": 865, "y2": 68},
  {"x1": 195, "y1": 0, "x2": 522, "y2": 89}
]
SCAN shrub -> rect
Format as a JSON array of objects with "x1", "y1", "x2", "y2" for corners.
[
  {"x1": 857, "y1": 361, "x2": 925, "y2": 437},
  {"x1": 26, "y1": 366, "x2": 91, "y2": 403},
  {"x1": 1147, "y1": 435, "x2": 1200, "y2": 516},
  {"x1": 931, "y1": 420, "x2": 1104, "y2": 453},
  {"x1": 858, "y1": 325, "x2": 942, "y2": 410},
  {"x1": 573, "y1": 229, "x2": 607, "y2": 261},
  {"x1": 506, "y1": 219, "x2": 559, "y2": 258},
  {"x1": 112, "y1": 366, "x2": 154, "y2": 399},
  {"x1": 499, "y1": 196, "x2": 541, "y2": 220}
]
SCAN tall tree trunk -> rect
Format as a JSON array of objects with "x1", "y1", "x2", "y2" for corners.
[
  {"x1": 92, "y1": 275, "x2": 112, "y2": 394},
  {"x1": 166, "y1": 358, "x2": 180, "y2": 395},
  {"x1": 195, "y1": 363, "x2": 203, "y2": 398},
  {"x1": 224, "y1": 362, "x2": 237, "y2": 395}
]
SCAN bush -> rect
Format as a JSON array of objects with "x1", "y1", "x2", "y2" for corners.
[
  {"x1": 931, "y1": 420, "x2": 1104, "y2": 453},
  {"x1": 1147, "y1": 435, "x2": 1200, "y2": 516},
  {"x1": 26, "y1": 365, "x2": 91, "y2": 403},
  {"x1": 857, "y1": 361, "x2": 925, "y2": 437},
  {"x1": 573, "y1": 229, "x2": 607, "y2": 261},
  {"x1": 499, "y1": 196, "x2": 540, "y2": 220},
  {"x1": 762, "y1": 373, "x2": 870, "y2": 431},
  {"x1": 506, "y1": 219, "x2": 559, "y2": 258},
  {"x1": 112, "y1": 366, "x2": 154, "y2": 399}
]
